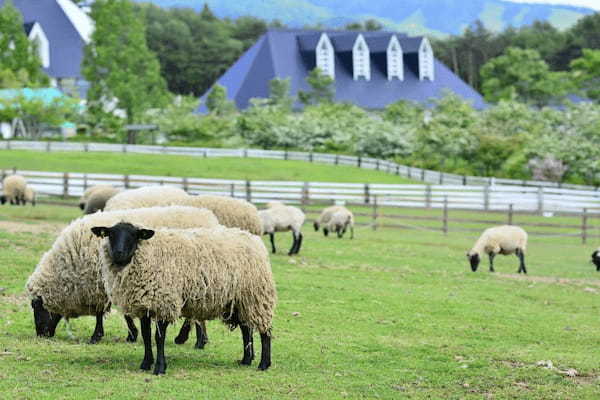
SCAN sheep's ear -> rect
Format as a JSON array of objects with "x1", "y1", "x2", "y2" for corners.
[
  {"x1": 91, "y1": 226, "x2": 110, "y2": 238},
  {"x1": 137, "y1": 229, "x2": 154, "y2": 240},
  {"x1": 592, "y1": 251, "x2": 598, "y2": 258}
]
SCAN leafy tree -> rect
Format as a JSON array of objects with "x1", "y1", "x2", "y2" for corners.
[
  {"x1": 83, "y1": 0, "x2": 168, "y2": 125},
  {"x1": 298, "y1": 68, "x2": 335, "y2": 106},
  {"x1": 571, "y1": 49, "x2": 600, "y2": 102},
  {"x1": 205, "y1": 84, "x2": 236, "y2": 115},
  {"x1": 0, "y1": 0, "x2": 48, "y2": 87},
  {"x1": 268, "y1": 77, "x2": 293, "y2": 110}
]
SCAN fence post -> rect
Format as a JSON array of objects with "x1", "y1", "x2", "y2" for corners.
[
  {"x1": 443, "y1": 196, "x2": 448, "y2": 235},
  {"x1": 508, "y1": 204, "x2": 513, "y2": 225},
  {"x1": 82, "y1": 174, "x2": 88, "y2": 192},
  {"x1": 182, "y1": 177, "x2": 188, "y2": 193},
  {"x1": 46, "y1": 141, "x2": 51, "y2": 152},
  {"x1": 537, "y1": 187, "x2": 544, "y2": 215},
  {"x1": 84, "y1": 143, "x2": 89, "y2": 152},
  {"x1": 230, "y1": 183, "x2": 235, "y2": 198},
  {"x1": 6, "y1": 140, "x2": 10, "y2": 150},
  {"x1": 364, "y1": 183, "x2": 370, "y2": 204},
  {"x1": 439, "y1": 172, "x2": 444, "y2": 185},
  {"x1": 425, "y1": 184, "x2": 432, "y2": 209},
  {"x1": 122, "y1": 144, "x2": 127, "y2": 153},
  {"x1": 357, "y1": 156, "x2": 362, "y2": 168},
  {"x1": 301, "y1": 182, "x2": 309, "y2": 212},
  {"x1": 335, "y1": 154, "x2": 339, "y2": 165},
  {"x1": 395, "y1": 165, "x2": 400, "y2": 175},
  {"x1": 375, "y1": 159, "x2": 380, "y2": 170},
  {"x1": 245, "y1": 180, "x2": 251, "y2": 202},
  {"x1": 12, "y1": 166, "x2": 16, "y2": 174},
  {"x1": 582, "y1": 208, "x2": 588, "y2": 244},
  {"x1": 284, "y1": 149, "x2": 288, "y2": 160},
  {"x1": 463, "y1": 175, "x2": 467, "y2": 185},
  {"x1": 62, "y1": 172, "x2": 69, "y2": 199},
  {"x1": 421, "y1": 169, "x2": 425, "y2": 182},
  {"x1": 124, "y1": 175, "x2": 130, "y2": 189},
  {"x1": 372, "y1": 195, "x2": 378, "y2": 231},
  {"x1": 309, "y1": 152, "x2": 313, "y2": 162},
  {"x1": 483, "y1": 184, "x2": 490, "y2": 211},
  {"x1": 408, "y1": 167, "x2": 412, "y2": 179},
  {"x1": 244, "y1": 149, "x2": 248, "y2": 158}
]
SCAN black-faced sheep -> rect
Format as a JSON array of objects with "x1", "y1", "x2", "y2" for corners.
[
  {"x1": 591, "y1": 248, "x2": 600, "y2": 271},
  {"x1": 2, "y1": 175, "x2": 27, "y2": 205},
  {"x1": 259, "y1": 202, "x2": 305, "y2": 255},
  {"x1": 78, "y1": 185, "x2": 114, "y2": 211},
  {"x1": 314, "y1": 205, "x2": 354, "y2": 238},
  {"x1": 84, "y1": 187, "x2": 120, "y2": 214},
  {"x1": 93, "y1": 224, "x2": 276, "y2": 375},
  {"x1": 467, "y1": 225, "x2": 528, "y2": 274},
  {"x1": 104, "y1": 186, "x2": 189, "y2": 211}
]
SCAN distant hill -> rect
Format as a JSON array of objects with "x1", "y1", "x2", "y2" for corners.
[{"x1": 135, "y1": 0, "x2": 595, "y2": 36}]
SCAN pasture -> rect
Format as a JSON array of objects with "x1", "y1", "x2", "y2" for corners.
[{"x1": 1, "y1": 204, "x2": 600, "y2": 399}]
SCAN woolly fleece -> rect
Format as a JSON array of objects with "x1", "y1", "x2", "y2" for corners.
[
  {"x1": 327, "y1": 208, "x2": 354, "y2": 232},
  {"x1": 259, "y1": 204, "x2": 305, "y2": 234},
  {"x1": 79, "y1": 185, "x2": 115, "y2": 208},
  {"x1": 183, "y1": 195, "x2": 262, "y2": 235},
  {"x1": 105, "y1": 186, "x2": 189, "y2": 211},
  {"x1": 2, "y1": 174, "x2": 27, "y2": 202},
  {"x1": 84, "y1": 187, "x2": 121, "y2": 214},
  {"x1": 469, "y1": 225, "x2": 528, "y2": 257}
]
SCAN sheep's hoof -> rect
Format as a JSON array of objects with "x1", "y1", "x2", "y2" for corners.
[
  {"x1": 194, "y1": 340, "x2": 207, "y2": 350},
  {"x1": 257, "y1": 361, "x2": 271, "y2": 371},
  {"x1": 239, "y1": 357, "x2": 253, "y2": 366},
  {"x1": 153, "y1": 363, "x2": 167, "y2": 375},
  {"x1": 174, "y1": 335, "x2": 188, "y2": 345},
  {"x1": 88, "y1": 335, "x2": 103, "y2": 344},
  {"x1": 140, "y1": 359, "x2": 154, "y2": 371}
]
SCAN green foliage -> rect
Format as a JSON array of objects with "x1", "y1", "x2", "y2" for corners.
[
  {"x1": 83, "y1": 0, "x2": 168, "y2": 125},
  {"x1": 570, "y1": 49, "x2": 600, "y2": 102},
  {"x1": 205, "y1": 84, "x2": 236, "y2": 116},
  {"x1": 0, "y1": 0, "x2": 48, "y2": 87},
  {"x1": 298, "y1": 68, "x2": 335, "y2": 106},
  {"x1": 268, "y1": 77, "x2": 293, "y2": 110}
]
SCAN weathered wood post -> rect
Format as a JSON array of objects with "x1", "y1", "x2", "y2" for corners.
[
  {"x1": 421, "y1": 169, "x2": 425, "y2": 181},
  {"x1": 508, "y1": 204, "x2": 514, "y2": 225},
  {"x1": 425, "y1": 184, "x2": 432, "y2": 209},
  {"x1": 443, "y1": 196, "x2": 448, "y2": 235},
  {"x1": 462, "y1": 175, "x2": 467, "y2": 185},
  {"x1": 124, "y1": 174, "x2": 130, "y2": 189},
  {"x1": 230, "y1": 183, "x2": 235, "y2": 198},
  {"x1": 245, "y1": 180, "x2": 251, "y2": 202},
  {"x1": 364, "y1": 183, "x2": 370, "y2": 204},
  {"x1": 46, "y1": 141, "x2": 51, "y2": 152},
  {"x1": 582, "y1": 208, "x2": 588, "y2": 245},
  {"x1": 301, "y1": 182, "x2": 309, "y2": 213},
  {"x1": 537, "y1": 187, "x2": 544, "y2": 215},
  {"x1": 335, "y1": 154, "x2": 339, "y2": 165},
  {"x1": 483, "y1": 184, "x2": 490, "y2": 211},
  {"x1": 182, "y1": 177, "x2": 188, "y2": 193},
  {"x1": 357, "y1": 156, "x2": 362, "y2": 168},
  {"x1": 372, "y1": 195, "x2": 378, "y2": 231},
  {"x1": 62, "y1": 172, "x2": 69, "y2": 199}
]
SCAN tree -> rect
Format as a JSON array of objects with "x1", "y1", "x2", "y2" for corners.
[
  {"x1": 480, "y1": 47, "x2": 571, "y2": 106},
  {"x1": 83, "y1": 0, "x2": 168, "y2": 125},
  {"x1": 571, "y1": 49, "x2": 600, "y2": 102},
  {"x1": 298, "y1": 68, "x2": 335, "y2": 106},
  {"x1": 268, "y1": 78, "x2": 293, "y2": 110},
  {"x1": 205, "y1": 84, "x2": 235, "y2": 115},
  {"x1": 0, "y1": 0, "x2": 48, "y2": 87}
]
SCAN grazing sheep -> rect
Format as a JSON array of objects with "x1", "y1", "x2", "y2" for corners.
[
  {"x1": 183, "y1": 195, "x2": 262, "y2": 235},
  {"x1": 314, "y1": 205, "x2": 354, "y2": 238},
  {"x1": 592, "y1": 248, "x2": 600, "y2": 271},
  {"x1": 467, "y1": 225, "x2": 528, "y2": 274},
  {"x1": 2, "y1": 174, "x2": 27, "y2": 205},
  {"x1": 26, "y1": 206, "x2": 219, "y2": 344},
  {"x1": 93, "y1": 224, "x2": 276, "y2": 375},
  {"x1": 24, "y1": 186, "x2": 36, "y2": 206},
  {"x1": 84, "y1": 187, "x2": 120, "y2": 214},
  {"x1": 79, "y1": 185, "x2": 115, "y2": 211},
  {"x1": 104, "y1": 186, "x2": 189, "y2": 211},
  {"x1": 259, "y1": 202, "x2": 305, "y2": 255}
]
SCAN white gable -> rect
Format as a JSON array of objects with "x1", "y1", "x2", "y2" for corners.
[
  {"x1": 352, "y1": 34, "x2": 370, "y2": 81},
  {"x1": 316, "y1": 33, "x2": 334, "y2": 79},
  {"x1": 56, "y1": 0, "x2": 94, "y2": 44},
  {"x1": 28, "y1": 22, "x2": 50, "y2": 68},
  {"x1": 419, "y1": 37, "x2": 434, "y2": 81},
  {"x1": 387, "y1": 35, "x2": 403, "y2": 81}
]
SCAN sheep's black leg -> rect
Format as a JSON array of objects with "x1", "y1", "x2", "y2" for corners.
[
  {"x1": 323, "y1": 228, "x2": 329, "y2": 237},
  {"x1": 294, "y1": 232, "x2": 303, "y2": 254},
  {"x1": 174, "y1": 319, "x2": 191, "y2": 344},
  {"x1": 140, "y1": 316, "x2": 153, "y2": 371},
  {"x1": 350, "y1": 226, "x2": 354, "y2": 239},
  {"x1": 125, "y1": 315, "x2": 138, "y2": 342},
  {"x1": 89, "y1": 312, "x2": 104, "y2": 344},
  {"x1": 239, "y1": 324, "x2": 254, "y2": 365},
  {"x1": 153, "y1": 320, "x2": 169, "y2": 375},
  {"x1": 269, "y1": 233, "x2": 276, "y2": 254},
  {"x1": 337, "y1": 227, "x2": 342, "y2": 238},
  {"x1": 47, "y1": 313, "x2": 62, "y2": 337},
  {"x1": 195, "y1": 320, "x2": 208, "y2": 349},
  {"x1": 287, "y1": 231, "x2": 297, "y2": 256},
  {"x1": 488, "y1": 253, "x2": 495, "y2": 272},
  {"x1": 257, "y1": 332, "x2": 271, "y2": 371},
  {"x1": 517, "y1": 249, "x2": 527, "y2": 274}
]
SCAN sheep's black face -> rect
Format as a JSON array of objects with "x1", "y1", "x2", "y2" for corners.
[
  {"x1": 78, "y1": 202, "x2": 85, "y2": 210},
  {"x1": 91, "y1": 222, "x2": 154, "y2": 268},
  {"x1": 0, "y1": 195, "x2": 5, "y2": 205},
  {"x1": 468, "y1": 253, "x2": 480, "y2": 272},
  {"x1": 592, "y1": 251, "x2": 600, "y2": 271},
  {"x1": 31, "y1": 297, "x2": 61, "y2": 337}
]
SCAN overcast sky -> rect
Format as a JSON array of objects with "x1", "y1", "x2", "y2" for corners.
[{"x1": 506, "y1": 0, "x2": 600, "y2": 10}]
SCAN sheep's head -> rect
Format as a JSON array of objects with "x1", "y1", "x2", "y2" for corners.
[
  {"x1": 592, "y1": 250, "x2": 600, "y2": 271},
  {"x1": 78, "y1": 202, "x2": 85, "y2": 210},
  {"x1": 91, "y1": 222, "x2": 154, "y2": 268},
  {"x1": 313, "y1": 221, "x2": 319, "y2": 231},
  {"x1": 467, "y1": 252, "x2": 480, "y2": 272},
  {"x1": 0, "y1": 195, "x2": 5, "y2": 205},
  {"x1": 31, "y1": 297, "x2": 62, "y2": 337}
]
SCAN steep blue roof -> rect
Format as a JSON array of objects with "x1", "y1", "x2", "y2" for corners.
[
  {"x1": 1, "y1": 0, "x2": 87, "y2": 79},
  {"x1": 197, "y1": 29, "x2": 486, "y2": 113}
]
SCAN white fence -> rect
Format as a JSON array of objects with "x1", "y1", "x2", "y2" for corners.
[
  {"x1": 1, "y1": 140, "x2": 598, "y2": 191},
  {"x1": 2, "y1": 169, "x2": 600, "y2": 214}
]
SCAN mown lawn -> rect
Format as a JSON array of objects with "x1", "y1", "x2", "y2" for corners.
[
  {"x1": 0, "y1": 150, "x2": 415, "y2": 184},
  {"x1": 1, "y1": 204, "x2": 600, "y2": 399}
]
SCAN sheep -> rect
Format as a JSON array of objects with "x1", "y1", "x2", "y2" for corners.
[
  {"x1": 24, "y1": 186, "x2": 36, "y2": 206},
  {"x1": 182, "y1": 195, "x2": 263, "y2": 235},
  {"x1": 2, "y1": 174, "x2": 27, "y2": 205},
  {"x1": 314, "y1": 205, "x2": 354, "y2": 238},
  {"x1": 92, "y1": 223, "x2": 276, "y2": 375},
  {"x1": 592, "y1": 248, "x2": 600, "y2": 271},
  {"x1": 104, "y1": 186, "x2": 189, "y2": 211},
  {"x1": 467, "y1": 225, "x2": 528, "y2": 274},
  {"x1": 26, "y1": 206, "x2": 219, "y2": 344},
  {"x1": 84, "y1": 187, "x2": 120, "y2": 214},
  {"x1": 259, "y1": 202, "x2": 305, "y2": 255},
  {"x1": 78, "y1": 185, "x2": 114, "y2": 211}
]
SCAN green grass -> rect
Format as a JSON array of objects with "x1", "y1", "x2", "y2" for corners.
[
  {"x1": 1, "y1": 204, "x2": 600, "y2": 399},
  {"x1": 0, "y1": 150, "x2": 415, "y2": 184}
]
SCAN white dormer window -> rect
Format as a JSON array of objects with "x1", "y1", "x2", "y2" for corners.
[
  {"x1": 387, "y1": 35, "x2": 403, "y2": 81},
  {"x1": 352, "y1": 34, "x2": 370, "y2": 81},
  {"x1": 28, "y1": 23, "x2": 50, "y2": 68},
  {"x1": 419, "y1": 37, "x2": 434, "y2": 81},
  {"x1": 316, "y1": 33, "x2": 334, "y2": 79}
]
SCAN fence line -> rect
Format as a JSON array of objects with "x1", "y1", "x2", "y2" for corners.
[
  {"x1": 1, "y1": 140, "x2": 598, "y2": 191},
  {"x1": 2, "y1": 168, "x2": 600, "y2": 215}
]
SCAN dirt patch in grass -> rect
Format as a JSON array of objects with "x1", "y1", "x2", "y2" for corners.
[
  {"x1": 497, "y1": 273, "x2": 600, "y2": 288},
  {"x1": 0, "y1": 220, "x2": 64, "y2": 235}
]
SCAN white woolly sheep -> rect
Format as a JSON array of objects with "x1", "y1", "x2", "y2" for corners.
[
  {"x1": 592, "y1": 248, "x2": 600, "y2": 271},
  {"x1": 84, "y1": 187, "x2": 121, "y2": 214},
  {"x1": 2, "y1": 174, "x2": 27, "y2": 205},
  {"x1": 314, "y1": 205, "x2": 354, "y2": 239},
  {"x1": 104, "y1": 186, "x2": 189, "y2": 211},
  {"x1": 182, "y1": 195, "x2": 263, "y2": 235},
  {"x1": 467, "y1": 225, "x2": 528, "y2": 274},
  {"x1": 259, "y1": 202, "x2": 305, "y2": 255},
  {"x1": 26, "y1": 206, "x2": 219, "y2": 344},
  {"x1": 78, "y1": 185, "x2": 115, "y2": 211},
  {"x1": 92, "y1": 224, "x2": 276, "y2": 375}
]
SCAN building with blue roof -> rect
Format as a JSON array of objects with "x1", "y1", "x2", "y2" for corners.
[
  {"x1": 0, "y1": 0, "x2": 94, "y2": 98},
  {"x1": 197, "y1": 29, "x2": 486, "y2": 113}
]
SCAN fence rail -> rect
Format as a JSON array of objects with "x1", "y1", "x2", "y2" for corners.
[
  {"x1": 2, "y1": 168, "x2": 600, "y2": 215},
  {"x1": 1, "y1": 140, "x2": 598, "y2": 191}
]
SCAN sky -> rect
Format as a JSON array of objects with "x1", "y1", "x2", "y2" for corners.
[{"x1": 506, "y1": 0, "x2": 600, "y2": 10}]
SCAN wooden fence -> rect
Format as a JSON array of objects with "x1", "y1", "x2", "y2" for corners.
[
  {"x1": 1, "y1": 140, "x2": 598, "y2": 191},
  {"x1": 2, "y1": 168, "x2": 600, "y2": 215}
]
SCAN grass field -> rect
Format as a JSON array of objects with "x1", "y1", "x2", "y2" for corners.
[
  {"x1": 0, "y1": 150, "x2": 415, "y2": 184},
  {"x1": 1, "y1": 204, "x2": 600, "y2": 399}
]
